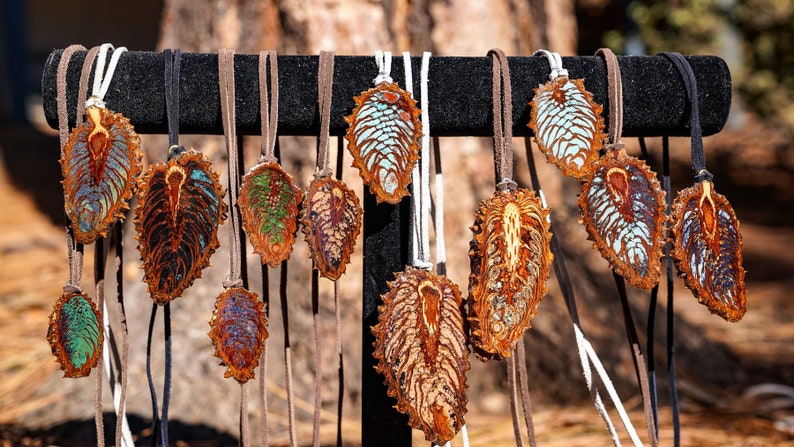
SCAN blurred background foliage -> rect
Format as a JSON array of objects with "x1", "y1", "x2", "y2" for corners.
[{"x1": 624, "y1": 0, "x2": 794, "y2": 137}]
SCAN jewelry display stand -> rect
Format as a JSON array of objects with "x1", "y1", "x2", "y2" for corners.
[{"x1": 42, "y1": 50, "x2": 732, "y2": 446}]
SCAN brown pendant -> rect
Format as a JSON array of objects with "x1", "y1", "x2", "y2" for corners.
[
  {"x1": 61, "y1": 106, "x2": 142, "y2": 244},
  {"x1": 371, "y1": 266, "x2": 469, "y2": 445},
  {"x1": 578, "y1": 148, "x2": 666, "y2": 290},
  {"x1": 134, "y1": 148, "x2": 227, "y2": 304},
  {"x1": 468, "y1": 188, "x2": 553, "y2": 361},
  {"x1": 345, "y1": 82, "x2": 421, "y2": 204},
  {"x1": 238, "y1": 161, "x2": 303, "y2": 268},
  {"x1": 671, "y1": 180, "x2": 746, "y2": 322},
  {"x1": 300, "y1": 176, "x2": 362, "y2": 280},
  {"x1": 208, "y1": 287, "x2": 269, "y2": 383}
]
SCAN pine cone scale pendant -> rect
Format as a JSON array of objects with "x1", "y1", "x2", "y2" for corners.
[
  {"x1": 372, "y1": 267, "x2": 469, "y2": 445},
  {"x1": 468, "y1": 189, "x2": 553, "y2": 361}
]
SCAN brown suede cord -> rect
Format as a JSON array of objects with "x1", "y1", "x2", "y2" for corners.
[
  {"x1": 280, "y1": 262, "x2": 297, "y2": 447},
  {"x1": 316, "y1": 51, "x2": 335, "y2": 178},
  {"x1": 488, "y1": 48, "x2": 517, "y2": 191},
  {"x1": 56, "y1": 44, "x2": 86, "y2": 294},
  {"x1": 259, "y1": 51, "x2": 279, "y2": 163},
  {"x1": 596, "y1": 48, "x2": 624, "y2": 144},
  {"x1": 507, "y1": 354, "x2": 525, "y2": 447},
  {"x1": 93, "y1": 237, "x2": 106, "y2": 447},
  {"x1": 259, "y1": 265, "x2": 270, "y2": 447},
  {"x1": 598, "y1": 47, "x2": 659, "y2": 447},
  {"x1": 311, "y1": 270, "x2": 322, "y2": 447},
  {"x1": 112, "y1": 221, "x2": 130, "y2": 447},
  {"x1": 218, "y1": 49, "x2": 244, "y2": 288},
  {"x1": 77, "y1": 46, "x2": 101, "y2": 124},
  {"x1": 516, "y1": 337, "x2": 538, "y2": 447}
]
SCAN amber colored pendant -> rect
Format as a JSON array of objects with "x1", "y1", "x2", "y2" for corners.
[
  {"x1": 207, "y1": 287, "x2": 269, "y2": 383},
  {"x1": 238, "y1": 161, "x2": 303, "y2": 268},
  {"x1": 47, "y1": 292, "x2": 103, "y2": 378},
  {"x1": 61, "y1": 106, "x2": 143, "y2": 244},
  {"x1": 372, "y1": 266, "x2": 469, "y2": 444},
  {"x1": 468, "y1": 188, "x2": 553, "y2": 361},
  {"x1": 578, "y1": 148, "x2": 666, "y2": 290},
  {"x1": 300, "y1": 176, "x2": 362, "y2": 280},
  {"x1": 134, "y1": 147, "x2": 227, "y2": 304},
  {"x1": 345, "y1": 82, "x2": 421, "y2": 204},
  {"x1": 671, "y1": 180, "x2": 746, "y2": 321},
  {"x1": 529, "y1": 77, "x2": 605, "y2": 180}
]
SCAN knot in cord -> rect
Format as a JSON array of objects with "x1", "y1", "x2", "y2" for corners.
[
  {"x1": 695, "y1": 169, "x2": 714, "y2": 183},
  {"x1": 535, "y1": 49, "x2": 568, "y2": 81},
  {"x1": 85, "y1": 43, "x2": 126, "y2": 110},
  {"x1": 314, "y1": 167, "x2": 333, "y2": 179},
  {"x1": 223, "y1": 279, "x2": 244, "y2": 289},
  {"x1": 497, "y1": 178, "x2": 518, "y2": 192},
  {"x1": 259, "y1": 154, "x2": 278, "y2": 165},
  {"x1": 84, "y1": 95, "x2": 106, "y2": 109},
  {"x1": 167, "y1": 145, "x2": 185, "y2": 160},
  {"x1": 413, "y1": 260, "x2": 433, "y2": 271},
  {"x1": 373, "y1": 50, "x2": 393, "y2": 85},
  {"x1": 603, "y1": 142, "x2": 625, "y2": 153},
  {"x1": 63, "y1": 282, "x2": 82, "y2": 294}
]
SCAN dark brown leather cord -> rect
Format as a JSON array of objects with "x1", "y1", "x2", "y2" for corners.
[
  {"x1": 516, "y1": 337, "x2": 538, "y2": 447},
  {"x1": 661, "y1": 52, "x2": 712, "y2": 183},
  {"x1": 596, "y1": 48, "x2": 623, "y2": 144},
  {"x1": 599, "y1": 47, "x2": 658, "y2": 447},
  {"x1": 507, "y1": 354, "x2": 525, "y2": 447},
  {"x1": 662, "y1": 136, "x2": 681, "y2": 446},
  {"x1": 76, "y1": 46, "x2": 101, "y2": 122},
  {"x1": 280, "y1": 261, "x2": 297, "y2": 447}
]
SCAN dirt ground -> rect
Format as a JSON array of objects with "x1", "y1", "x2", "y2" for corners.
[{"x1": 1, "y1": 112, "x2": 793, "y2": 446}]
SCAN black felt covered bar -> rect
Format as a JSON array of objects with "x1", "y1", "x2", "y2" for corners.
[{"x1": 41, "y1": 50, "x2": 731, "y2": 137}]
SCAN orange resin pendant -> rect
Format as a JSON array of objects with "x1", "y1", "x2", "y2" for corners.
[
  {"x1": 578, "y1": 148, "x2": 666, "y2": 290},
  {"x1": 47, "y1": 292, "x2": 103, "y2": 378},
  {"x1": 671, "y1": 180, "x2": 746, "y2": 321},
  {"x1": 529, "y1": 77, "x2": 605, "y2": 180},
  {"x1": 300, "y1": 176, "x2": 362, "y2": 280},
  {"x1": 208, "y1": 287, "x2": 269, "y2": 383},
  {"x1": 61, "y1": 106, "x2": 142, "y2": 244},
  {"x1": 345, "y1": 82, "x2": 421, "y2": 204},
  {"x1": 468, "y1": 188, "x2": 553, "y2": 361},
  {"x1": 372, "y1": 267, "x2": 470, "y2": 445},
  {"x1": 134, "y1": 147, "x2": 227, "y2": 304},
  {"x1": 238, "y1": 161, "x2": 303, "y2": 268}
]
